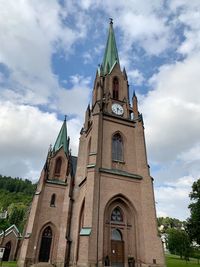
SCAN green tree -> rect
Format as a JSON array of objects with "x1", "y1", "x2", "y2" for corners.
[
  {"x1": 157, "y1": 216, "x2": 186, "y2": 233},
  {"x1": 187, "y1": 179, "x2": 200, "y2": 245},
  {"x1": 0, "y1": 174, "x2": 36, "y2": 233},
  {"x1": 167, "y1": 228, "x2": 191, "y2": 259}
]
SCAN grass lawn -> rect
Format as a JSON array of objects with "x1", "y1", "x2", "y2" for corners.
[
  {"x1": 1, "y1": 256, "x2": 200, "y2": 267},
  {"x1": 166, "y1": 254, "x2": 200, "y2": 267},
  {"x1": 1, "y1": 262, "x2": 18, "y2": 267}
]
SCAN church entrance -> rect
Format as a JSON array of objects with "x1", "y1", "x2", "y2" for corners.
[
  {"x1": 111, "y1": 229, "x2": 124, "y2": 267},
  {"x1": 39, "y1": 226, "x2": 52, "y2": 262},
  {"x1": 3, "y1": 241, "x2": 11, "y2": 261},
  {"x1": 104, "y1": 197, "x2": 137, "y2": 267}
]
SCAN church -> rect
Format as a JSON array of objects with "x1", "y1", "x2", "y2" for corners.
[{"x1": 18, "y1": 21, "x2": 165, "y2": 267}]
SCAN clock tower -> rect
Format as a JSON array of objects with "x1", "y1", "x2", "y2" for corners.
[{"x1": 69, "y1": 20, "x2": 165, "y2": 267}]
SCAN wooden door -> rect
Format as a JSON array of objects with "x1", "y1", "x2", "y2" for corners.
[{"x1": 111, "y1": 240, "x2": 124, "y2": 267}]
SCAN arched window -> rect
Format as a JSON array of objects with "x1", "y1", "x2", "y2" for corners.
[
  {"x1": 111, "y1": 229, "x2": 122, "y2": 241},
  {"x1": 54, "y1": 157, "x2": 62, "y2": 176},
  {"x1": 113, "y1": 77, "x2": 119, "y2": 100},
  {"x1": 39, "y1": 226, "x2": 53, "y2": 262},
  {"x1": 112, "y1": 133, "x2": 123, "y2": 161},
  {"x1": 111, "y1": 207, "x2": 123, "y2": 222},
  {"x1": 50, "y1": 194, "x2": 56, "y2": 207},
  {"x1": 87, "y1": 138, "x2": 91, "y2": 164}
]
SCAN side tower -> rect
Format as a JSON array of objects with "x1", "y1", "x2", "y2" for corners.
[
  {"x1": 18, "y1": 118, "x2": 77, "y2": 267},
  {"x1": 70, "y1": 21, "x2": 165, "y2": 267}
]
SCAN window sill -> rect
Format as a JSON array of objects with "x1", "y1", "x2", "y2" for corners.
[{"x1": 112, "y1": 160, "x2": 125, "y2": 164}]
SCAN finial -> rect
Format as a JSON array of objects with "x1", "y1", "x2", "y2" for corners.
[{"x1": 109, "y1": 18, "x2": 113, "y2": 24}]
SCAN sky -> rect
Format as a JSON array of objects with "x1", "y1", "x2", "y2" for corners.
[{"x1": 0, "y1": 0, "x2": 200, "y2": 221}]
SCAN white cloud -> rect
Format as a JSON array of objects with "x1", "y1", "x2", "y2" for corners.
[
  {"x1": 0, "y1": 0, "x2": 88, "y2": 107},
  {"x1": 53, "y1": 75, "x2": 91, "y2": 116},
  {"x1": 155, "y1": 176, "x2": 195, "y2": 220},
  {"x1": 169, "y1": 0, "x2": 200, "y2": 56},
  {"x1": 0, "y1": 101, "x2": 81, "y2": 180},
  {"x1": 142, "y1": 53, "x2": 200, "y2": 164},
  {"x1": 128, "y1": 69, "x2": 144, "y2": 86}
]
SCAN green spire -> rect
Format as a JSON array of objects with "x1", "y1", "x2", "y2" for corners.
[
  {"x1": 53, "y1": 116, "x2": 69, "y2": 154},
  {"x1": 102, "y1": 19, "x2": 120, "y2": 75}
]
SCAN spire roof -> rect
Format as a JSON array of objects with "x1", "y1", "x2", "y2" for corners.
[
  {"x1": 102, "y1": 19, "x2": 120, "y2": 75},
  {"x1": 53, "y1": 116, "x2": 69, "y2": 154}
]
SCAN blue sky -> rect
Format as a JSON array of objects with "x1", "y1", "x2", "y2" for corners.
[{"x1": 0, "y1": 0, "x2": 200, "y2": 220}]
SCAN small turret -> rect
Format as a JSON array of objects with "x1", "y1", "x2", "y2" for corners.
[
  {"x1": 132, "y1": 91, "x2": 139, "y2": 118},
  {"x1": 84, "y1": 104, "x2": 91, "y2": 131},
  {"x1": 123, "y1": 67, "x2": 127, "y2": 80}
]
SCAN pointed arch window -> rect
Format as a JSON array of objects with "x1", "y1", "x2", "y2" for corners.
[
  {"x1": 113, "y1": 77, "x2": 119, "y2": 100},
  {"x1": 112, "y1": 133, "x2": 123, "y2": 161},
  {"x1": 111, "y1": 207, "x2": 123, "y2": 222},
  {"x1": 50, "y1": 194, "x2": 56, "y2": 207},
  {"x1": 54, "y1": 157, "x2": 62, "y2": 176},
  {"x1": 87, "y1": 138, "x2": 91, "y2": 165}
]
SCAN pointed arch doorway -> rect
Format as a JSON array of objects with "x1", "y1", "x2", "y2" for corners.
[
  {"x1": 39, "y1": 226, "x2": 52, "y2": 262},
  {"x1": 104, "y1": 198, "x2": 137, "y2": 267}
]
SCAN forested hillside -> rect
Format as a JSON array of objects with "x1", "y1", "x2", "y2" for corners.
[{"x1": 0, "y1": 175, "x2": 37, "y2": 232}]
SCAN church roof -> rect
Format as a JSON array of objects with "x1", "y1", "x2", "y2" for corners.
[
  {"x1": 102, "y1": 20, "x2": 120, "y2": 75},
  {"x1": 53, "y1": 117, "x2": 69, "y2": 154}
]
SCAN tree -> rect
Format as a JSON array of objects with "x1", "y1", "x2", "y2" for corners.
[
  {"x1": 167, "y1": 228, "x2": 191, "y2": 259},
  {"x1": 8, "y1": 203, "x2": 27, "y2": 232},
  {"x1": 187, "y1": 179, "x2": 200, "y2": 245},
  {"x1": 157, "y1": 217, "x2": 186, "y2": 233},
  {"x1": 0, "y1": 175, "x2": 36, "y2": 233}
]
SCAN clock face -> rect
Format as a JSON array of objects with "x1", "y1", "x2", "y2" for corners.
[{"x1": 112, "y1": 103, "x2": 124, "y2": 116}]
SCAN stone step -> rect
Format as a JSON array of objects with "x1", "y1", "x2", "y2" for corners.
[{"x1": 31, "y1": 263, "x2": 54, "y2": 267}]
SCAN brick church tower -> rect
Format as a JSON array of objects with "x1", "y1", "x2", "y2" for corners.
[{"x1": 18, "y1": 21, "x2": 165, "y2": 267}]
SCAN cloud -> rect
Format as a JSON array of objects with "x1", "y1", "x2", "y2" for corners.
[
  {"x1": 96, "y1": 1, "x2": 175, "y2": 56},
  {"x1": 141, "y1": 53, "x2": 200, "y2": 164},
  {"x1": 0, "y1": 101, "x2": 81, "y2": 180},
  {"x1": 53, "y1": 75, "x2": 91, "y2": 116},
  {"x1": 169, "y1": 0, "x2": 200, "y2": 56},
  {"x1": 0, "y1": 0, "x2": 88, "y2": 107},
  {"x1": 155, "y1": 176, "x2": 195, "y2": 220},
  {"x1": 127, "y1": 69, "x2": 144, "y2": 86}
]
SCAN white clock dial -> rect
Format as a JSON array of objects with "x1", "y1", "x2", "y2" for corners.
[{"x1": 112, "y1": 103, "x2": 124, "y2": 116}]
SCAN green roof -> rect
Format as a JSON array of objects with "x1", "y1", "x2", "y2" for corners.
[
  {"x1": 53, "y1": 118, "x2": 69, "y2": 154},
  {"x1": 102, "y1": 20, "x2": 120, "y2": 75}
]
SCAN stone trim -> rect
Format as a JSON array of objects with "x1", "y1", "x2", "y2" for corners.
[
  {"x1": 46, "y1": 179, "x2": 67, "y2": 186},
  {"x1": 99, "y1": 168, "x2": 143, "y2": 180}
]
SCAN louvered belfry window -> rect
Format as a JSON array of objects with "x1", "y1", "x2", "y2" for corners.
[
  {"x1": 113, "y1": 77, "x2": 119, "y2": 100},
  {"x1": 54, "y1": 157, "x2": 62, "y2": 176},
  {"x1": 112, "y1": 133, "x2": 123, "y2": 161}
]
